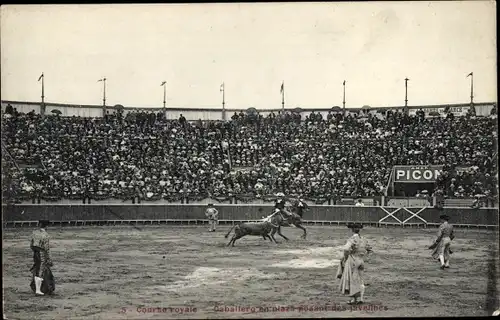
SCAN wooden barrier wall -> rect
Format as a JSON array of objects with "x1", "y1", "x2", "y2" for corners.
[{"x1": 2, "y1": 204, "x2": 498, "y2": 227}]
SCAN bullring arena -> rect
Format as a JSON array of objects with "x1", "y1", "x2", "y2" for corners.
[
  {"x1": 2, "y1": 204, "x2": 499, "y2": 319},
  {"x1": 2, "y1": 3, "x2": 499, "y2": 318}
]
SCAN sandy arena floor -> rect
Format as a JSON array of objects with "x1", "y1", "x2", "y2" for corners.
[{"x1": 2, "y1": 225, "x2": 499, "y2": 319}]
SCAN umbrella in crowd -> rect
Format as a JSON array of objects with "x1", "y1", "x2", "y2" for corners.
[{"x1": 246, "y1": 107, "x2": 257, "y2": 115}]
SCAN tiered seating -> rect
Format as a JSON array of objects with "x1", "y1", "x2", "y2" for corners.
[{"x1": 1, "y1": 107, "x2": 497, "y2": 204}]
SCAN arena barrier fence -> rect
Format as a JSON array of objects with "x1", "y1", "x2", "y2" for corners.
[{"x1": 2, "y1": 204, "x2": 498, "y2": 229}]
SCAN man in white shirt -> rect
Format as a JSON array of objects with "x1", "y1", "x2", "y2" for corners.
[
  {"x1": 355, "y1": 199, "x2": 365, "y2": 207},
  {"x1": 205, "y1": 203, "x2": 219, "y2": 232}
]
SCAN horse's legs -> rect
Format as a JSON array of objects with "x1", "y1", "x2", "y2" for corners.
[
  {"x1": 269, "y1": 232, "x2": 278, "y2": 244},
  {"x1": 231, "y1": 235, "x2": 243, "y2": 247},
  {"x1": 227, "y1": 235, "x2": 236, "y2": 246},
  {"x1": 270, "y1": 227, "x2": 278, "y2": 240},
  {"x1": 277, "y1": 226, "x2": 289, "y2": 241},
  {"x1": 295, "y1": 223, "x2": 307, "y2": 239}
]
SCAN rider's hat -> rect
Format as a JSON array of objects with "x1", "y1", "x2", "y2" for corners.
[{"x1": 276, "y1": 192, "x2": 285, "y2": 197}]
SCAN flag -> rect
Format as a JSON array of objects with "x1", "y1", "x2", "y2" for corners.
[
  {"x1": 280, "y1": 82, "x2": 284, "y2": 93},
  {"x1": 467, "y1": 72, "x2": 473, "y2": 77},
  {"x1": 161, "y1": 81, "x2": 166, "y2": 86},
  {"x1": 98, "y1": 78, "x2": 106, "y2": 82},
  {"x1": 220, "y1": 83, "x2": 224, "y2": 92},
  {"x1": 38, "y1": 73, "x2": 44, "y2": 82}
]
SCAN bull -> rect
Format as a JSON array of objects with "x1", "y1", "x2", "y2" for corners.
[{"x1": 224, "y1": 212, "x2": 279, "y2": 247}]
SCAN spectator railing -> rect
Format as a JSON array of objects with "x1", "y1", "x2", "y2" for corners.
[{"x1": 5, "y1": 194, "x2": 386, "y2": 207}]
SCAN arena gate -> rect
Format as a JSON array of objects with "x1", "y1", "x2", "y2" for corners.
[{"x1": 2, "y1": 204, "x2": 498, "y2": 229}]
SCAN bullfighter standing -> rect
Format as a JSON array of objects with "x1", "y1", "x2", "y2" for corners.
[
  {"x1": 30, "y1": 219, "x2": 55, "y2": 295},
  {"x1": 336, "y1": 222, "x2": 372, "y2": 305},
  {"x1": 429, "y1": 213, "x2": 455, "y2": 269},
  {"x1": 205, "y1": 203, "x2": 219, "y2": 232}
]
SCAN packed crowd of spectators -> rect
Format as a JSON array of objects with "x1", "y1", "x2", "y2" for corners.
[{"x1": 1, "y1": 105, "x2": 497, "y2": 203}]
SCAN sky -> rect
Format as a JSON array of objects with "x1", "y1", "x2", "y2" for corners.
[{"x1": 0, "y1": 2, "x2": 497, "y2": 110}]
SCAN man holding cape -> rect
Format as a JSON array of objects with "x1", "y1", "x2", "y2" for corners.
[
  {"x1": 30, "y1": 220, "x2": 55, "y2": 295},
  {"x1": 428, "y1": 213, "x2": 455, "y2": 269},
  {"x1": 336, "y1": 222, "x2": 372, "y2": 305}
]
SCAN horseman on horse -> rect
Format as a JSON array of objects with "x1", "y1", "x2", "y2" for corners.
[
  {"x1": 266, "y1": 192, "x2": 308, "y2": 240},
  {"x1": 272, "y1": 192, "x2": 294, "y2": 218}
]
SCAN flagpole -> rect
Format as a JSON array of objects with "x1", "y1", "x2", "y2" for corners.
[
  {"x1": 470, "y1": 72, "x2": 474, "y2": 105},
  {"x1": 41, "y1": 73, "x2": 45, "y2": 115},
  {"x1": 98, "y1": 77, "x2": 107, "y2": 116},
  {"x1": 342, "y1": 80, "x2": 346, "y2": 115},
  {"x1": 162, "y1": 81, "x2": 166, "y2": 117},
  {"x1": 163, "y1": 84, "x2": 166, "y2": 110},
  {"x1": 220, "y1": 83, "x2": 226, "y2": 120},
  {"x1": 281, "y1": 81, "x2": 285, "y2": 111},
  {"x1": 404, "y1": 78, "x2": 409, "y2": 107},
  {"x1": 103, "y1": 77, "x2": 107, "y2": 107},
  {"x1": 41, "y1": 74, "x2": 45, "y2": 105},
  {"x1": 222, "y1": 82, "x2": 225, "y2": 120}
]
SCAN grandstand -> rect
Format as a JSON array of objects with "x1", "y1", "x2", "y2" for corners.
[{"x1": 1, "y1": 100, "x2": 498, "y2": 211}]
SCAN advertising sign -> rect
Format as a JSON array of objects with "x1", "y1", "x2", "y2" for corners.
[
  {"x1": 393, "y1": 165, "x2": 443, "y2": 183},
  {"x1": 408, "y1": 106, "x2": 469, "y2": 117}
]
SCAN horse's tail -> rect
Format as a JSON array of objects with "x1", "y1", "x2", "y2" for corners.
[{"x1": 224, "y1": 224, "x2": 237, "y2": 238}]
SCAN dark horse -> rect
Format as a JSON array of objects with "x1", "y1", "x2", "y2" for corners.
[{"x1": 270, "y1": 206, "x2": 307, "y2": 241}]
